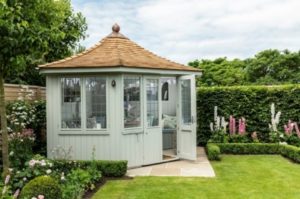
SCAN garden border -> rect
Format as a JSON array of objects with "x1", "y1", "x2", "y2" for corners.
[{"x1": 206, "y1": 143, "x2": 300, "y2": 163}]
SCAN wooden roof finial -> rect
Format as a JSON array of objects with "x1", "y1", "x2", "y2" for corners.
[{"x1": 112, "y1": 23, "x2": 120, "y2": 33}]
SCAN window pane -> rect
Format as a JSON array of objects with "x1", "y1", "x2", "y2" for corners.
[
  {"x1": 86, "y1": 77, "x2": 106, "y2": 129},
  {"x1": 181, "y1": 79, "x2": 192, "y2": 124},
  {"x1": 61, "y1": 78, "x2": 81, "y2": 128},
  {"x1": 147, "y1": 79, "x2": 159, "y2": 127},
  {"x1": 124, "y1": 77, "x2": 141, "y2": 128}
]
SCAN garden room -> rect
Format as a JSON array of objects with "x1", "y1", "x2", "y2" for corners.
[{"x1": 39, "y1": 24, "x2": 201, "y2": 167}]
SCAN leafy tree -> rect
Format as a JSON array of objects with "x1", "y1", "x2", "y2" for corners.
[
  {"x1": 190, "y1": 49, "x2": 300, "y2": 86},
  {"x1": 189, "y1": 58, "x2": 247, "y2": 86},
  {"x1": 0, "y1": 0, "x2": 87, "y2": 173},
  {"x1": 246, "y1": 49, "x2": 300, "y2": 84}
]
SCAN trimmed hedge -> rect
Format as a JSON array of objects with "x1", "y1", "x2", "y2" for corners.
[
  {"x1": 217, "y1": 143, "x2": 281, "y2": 154},
  {"x1": 53, "y1": 160, "x2": 128, "y2": 177},
  {"x1": 206, "y1": 144, "x2": 220, "y2": 160},
  {"x1": 280, "y1": 144, "x2": 300, "y2": 163},
  {"x1": 206, "y1": 143, "x2": 300, "y2": 163},
  {"x1": 20, "y1": 176, "x2": 62, "y2": 199},
  {"x1": 197, "y1": 85, "x2": 300, "y2": 145}
]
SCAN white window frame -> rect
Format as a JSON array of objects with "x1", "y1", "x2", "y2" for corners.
[
  {"x1": 122, "y1": 74, "x2": 144, "y2": 134},
  {"x1": 144, "y1": 76, "x2": 161, "y2": 129},
  {"x1": 84, "y1": 76, "x2": 109, "y2": 133},
  {"x1": 59, "y1": 75, "x2": 109, "y2": 135}
]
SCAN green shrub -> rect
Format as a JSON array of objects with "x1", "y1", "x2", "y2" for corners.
[
  {"x1": 197, "y1": 85, "x2": 300, "y2": 145},
  {"x1": 60, "y1": 167, "x2": 102, "y2": 199},
  {"x1": 279, "y1": 144, "x2": 300, "y2": 163},
  {"x1": 228, "y1": 134, "x2": 252, "y2": 143},
  {"x1": 216, "y1": 143, "x2": 281, "y2": 154},
  {"x1": 10, "y1": 155, "x2": 57, "y2": 191},
  {"x1": 53, "y1": 160, "x2": 127, "y2": 177},
  {"x1": 208, "y1": 143, "x2": 300, "y2": 164},
  {"x1": 286, "y1": 134, "x2": 300, "y2": 147},
  {"x1": 94, "y1": 160, "x2": 127, "y2": 177},
  {"x1": 19, "y1": 176, "x2": 62, "y2": 199},
  {"x1": 206, "y1": 144, "x2": 221, "y2": 160},
  {"x1": 8, "y1": 129, "x2": 35, "y2": 169},
  {"x1": 208, "y1": 130, "x2": 228, "y2": 143}
]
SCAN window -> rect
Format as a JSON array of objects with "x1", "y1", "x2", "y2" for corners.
[
  {"x1": 124, "y1": 77, "x2": 141, "y2": 128},
  {"x1": 86, "y1": 77, "x2": 106, "y2": 129},
  {"x1": 61, "y1": 78, "x2": 81, "y2": 128},
  {"x1": 181, "y1": 79, "x2": 192, "y2": 124},
  {"x1": 161, "y1": 82, "x2": 169, "y2": 101},
  {"x1": 146, "y1": 79, "x2": 159, "y2": 127}
]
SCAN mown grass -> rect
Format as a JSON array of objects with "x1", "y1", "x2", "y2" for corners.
[{"x1": 93, "y1": 155, "x2": 300, "y2": 199}]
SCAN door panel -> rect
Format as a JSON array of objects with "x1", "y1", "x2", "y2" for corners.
[
  {"x1": 177, "y1": 75, "x2": 197, "y2": 160},
  {"x1": 143, "y1": 77, "x2": 162, "y2": 165}
]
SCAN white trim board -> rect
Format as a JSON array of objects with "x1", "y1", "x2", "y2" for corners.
[{"x1": 40, "y1": 67, "x2": 202, "y2": 76}]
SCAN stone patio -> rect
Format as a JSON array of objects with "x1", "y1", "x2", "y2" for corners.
[{"x1": 126, "y1": 147, "x2": 215, "y2": 177}]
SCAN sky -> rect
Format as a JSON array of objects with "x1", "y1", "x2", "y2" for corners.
[{"x1": 71, "y1": 0, "x2": 300, "y2": 64}]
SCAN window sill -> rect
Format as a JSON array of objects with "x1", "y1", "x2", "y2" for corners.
[
  {"x1": 58, "y1": 130, "x2": 109, "y2": 135},
  {"x1": 122, "y1": 128, "x2": 143, "y2": 135}
]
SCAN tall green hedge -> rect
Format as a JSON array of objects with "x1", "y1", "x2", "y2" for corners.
[{"x1": 197, "y1": 85, "x2": 300, "y2": 145}]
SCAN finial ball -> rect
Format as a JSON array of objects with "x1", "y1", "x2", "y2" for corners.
[{"x1": 112, "y1": 23, "x2": 120, "y2": 33}]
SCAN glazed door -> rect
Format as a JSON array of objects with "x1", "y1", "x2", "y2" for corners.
[
  {"x1": 143, "y1": 77, "x2": 162, "y2": 165},
  {"x1": 177, "y1": 75, "x2": 197, "y2": 160}
]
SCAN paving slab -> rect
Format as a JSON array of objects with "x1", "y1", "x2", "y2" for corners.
[{"x1": 126, "y1": 147, "x2": 215, "y2": 177}]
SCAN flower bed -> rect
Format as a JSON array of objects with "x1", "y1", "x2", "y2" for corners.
[
  {"x1": 0, "y1": 96, "x2": 128, "y2": 198},
  {"x1": 2, "y1": 154, "x2": 127, "y2": 199}
]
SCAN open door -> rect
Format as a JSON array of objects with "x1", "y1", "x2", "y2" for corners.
[{"x1": 177, "y1": 75, "x2": 197, "y2": 160}]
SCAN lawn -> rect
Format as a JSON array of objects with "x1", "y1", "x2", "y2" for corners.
[{"x1": 92, "y1": 155, "x2": 300, "y2": 199}]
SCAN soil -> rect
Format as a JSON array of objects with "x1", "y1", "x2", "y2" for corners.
[{"x1": 83, "y1": 176, "x2": 133, "y2": 199}]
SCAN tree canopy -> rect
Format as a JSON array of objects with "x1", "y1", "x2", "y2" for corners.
[
  {"x1": 2, "y1": 0, "x2": 87, "y2": 86},
  {"x1": 189, "y1": 49, "x2": 300, "y2": 86},
  {"x1": 0, "y1": 0, "x2": 87, "y2": 173}
]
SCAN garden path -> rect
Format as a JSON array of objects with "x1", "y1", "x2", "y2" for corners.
[{"x1": 126, "y1": 147, "x2": 215, "y2": 177}]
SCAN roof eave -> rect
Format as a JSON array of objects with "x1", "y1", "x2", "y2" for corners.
[{"x1": 39, "y1": 66, "x2": 202, "y2": 76}]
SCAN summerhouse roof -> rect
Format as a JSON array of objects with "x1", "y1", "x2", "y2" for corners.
[{"x1": 39, "y1": 24, "x2": 201, "y2": 72}]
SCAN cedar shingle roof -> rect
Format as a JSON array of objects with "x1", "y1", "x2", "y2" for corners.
[{"x1": 39, "y1": 24, "x2": 200, "y2": 72}]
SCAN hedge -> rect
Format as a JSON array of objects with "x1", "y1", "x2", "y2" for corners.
[
  {"x1": 206, "y1": 143, "x2": 300, "y2": 163},
  {"x1": 53, "y1": 160, "x2": 128, "y2": 177},
  {"x1": 217, "y1": 143, "x2": 281, "y2": 154},
  {"x1": 20, "y1": 176, "x2": 62, "y2": 199},
  {"x1": 197, "y1": 85, "x2": 300, "y2": 145},
  {"x1": 206, "y1": 144, "x2": 221, "y2": 160}
]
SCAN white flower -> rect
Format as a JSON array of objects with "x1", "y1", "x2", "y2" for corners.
[
  {"x1": 31, "y1": 197, "x2": 37, "y2": 199},
  {"x1": 46, "y1": 169, "x2": 52, "y2": 174},
  {"x1": 9, "y1": 151, "x2": 14, "y2": 156},
  {"x1": 5, "y1": 175, "x2": 10, "y2": 185},
  {"x1": 29, "y1": 160, "x2": 36, "y2": 167},
  {"x1": 38, "y1": 195, "x2": 44, "y2": 199},
  {"x1": 61, "y1": 172, "x2": 65, "y2": 181},
  {"x1": 280, "y1": 134, "x2": 284, "y2": 138},
  {"x1": 8, "y1": 168, "x2": 13, "y2": 172},
  {"x1": 49, "y1": 163, "x2": 53, "y2": 167},
  {"x1": 280, "y1": 142, "x2": 288, "y2": 145},
  {"x1": 23, "y1": 177, "x2": 27, "y2": 181}
]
